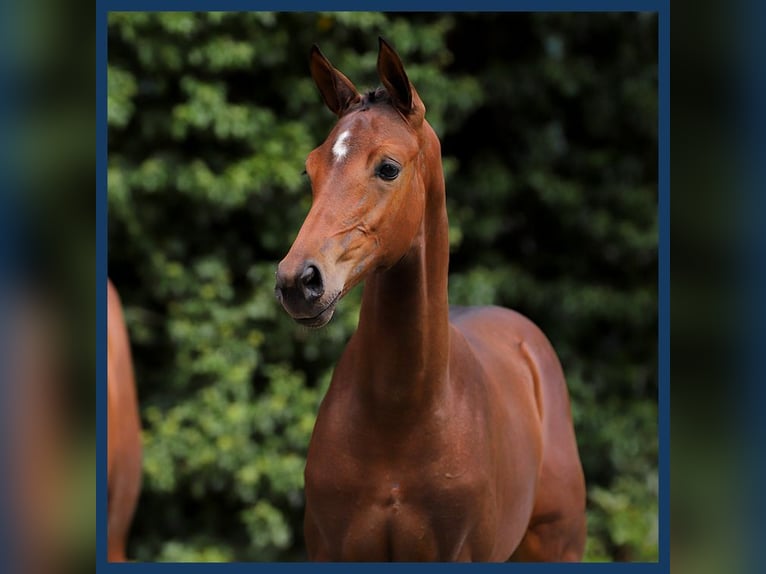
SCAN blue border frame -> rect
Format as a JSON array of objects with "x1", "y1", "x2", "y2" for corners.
[
  {"x1": 743, "y1": 0, "x2": 766, "y2": 568},
  {"x1": 97, "y1": 2, "x2": 669, "y2": 572},
  {"x1": 656, "y1": 5, "x2": 669, "y2": 571},
  {"x1": 96, "y1": 1, "x2": 108, "y2": 570},
  {"x1": 102, "y1": 0, "x2": 663, "y2": 11}
]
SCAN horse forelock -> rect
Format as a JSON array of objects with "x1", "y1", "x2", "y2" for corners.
[{"x1": 354, "y1": 87, "x2": 392, "y2": 112}]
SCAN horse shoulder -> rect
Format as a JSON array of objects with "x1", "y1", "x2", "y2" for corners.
[
  {"x1": 449, "y1": 305, "x2": 569, "y2": 555},
  {"x1": 449, "y1": 304, "x2": 569, "y2": 418}
]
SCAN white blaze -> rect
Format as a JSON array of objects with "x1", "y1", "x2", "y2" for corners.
[{"x1": 332, "y1": 129, "x2": 351, "y2": 162}]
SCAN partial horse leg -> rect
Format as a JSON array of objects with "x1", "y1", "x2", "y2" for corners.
[
  {"x1": 510, "y1": 453, "x2": 587, "y2": 561},
  {"x1": 510, "y1": 511, "x2": 586, "y2": 561},
  {"x1": 107, "y1": 460, "x2": 142, "y2": 562},
  {"x1": 107, "y1": 486, "x2": 127, "y2": 562}
]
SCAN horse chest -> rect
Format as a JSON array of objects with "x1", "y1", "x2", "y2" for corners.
[{"x1": 304, "y1": 432, "x2": 495, "y2": 561}]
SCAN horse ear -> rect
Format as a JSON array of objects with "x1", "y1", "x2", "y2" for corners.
[
  {"x1": 377, "y1": 37, "x2": 413, "y2": 114},
  {"x1": 310, "y1": 45, "x2": 361, "y2": 116}
]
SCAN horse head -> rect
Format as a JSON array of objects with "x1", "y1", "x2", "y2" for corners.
[{"x1": 275, "y1": 38, "x2": 433, "y2": 328}]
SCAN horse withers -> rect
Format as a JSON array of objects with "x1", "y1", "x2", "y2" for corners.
[
  {"x1": 107, "y1": 280, "x2": 142, "y2": 561},
  {"x1": 275, "y1": 38, "x2": 586, "y2": 562}
]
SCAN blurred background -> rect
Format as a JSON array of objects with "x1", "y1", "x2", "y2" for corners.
[
  {"x1": 1, "y1": 1, "x2": 95, "y2": 573},
  {"x1": 8, "y1": 3, "x2": 766, "y2": 574},
  {"x1": 107, "y1": 12, "x2": 658, "y2": 562}
]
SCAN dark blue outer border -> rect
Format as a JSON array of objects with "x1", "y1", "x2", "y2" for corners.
[
  {"x1": 0, "y1": 0, "x2": 19, "y2": 570},
  {"x1": 657, "y1": 4, "x2": 669, "y2": 571},
  {"x1": 96, "y1": 2, "x2": 670, "y2": 572},
  {"x1": 104, "y1": 0, "x2": 663, "y2": 12},
  {"x1": 96, "y1": 1, "x2": 109, "y2": 569},
  {"x1": 743, "y1": 0, "x2": 766, "y2": 572}
]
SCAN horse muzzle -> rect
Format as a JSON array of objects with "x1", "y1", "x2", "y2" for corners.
[{"x1": 275, "y1": 259, "x2": 340, "y2": 328}]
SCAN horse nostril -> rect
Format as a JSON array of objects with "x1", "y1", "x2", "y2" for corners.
[
  {"x1": 274, "y1": 268, "x2": 288, "y2": 300},
  {"x1": 300, "y1": 264, "x2": 324, "y2": 300}
]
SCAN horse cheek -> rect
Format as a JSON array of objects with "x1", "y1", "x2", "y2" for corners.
[{"x1": 394, "y1": 182, "x2": 424, "y2": 256}]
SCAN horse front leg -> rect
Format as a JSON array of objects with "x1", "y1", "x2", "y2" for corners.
[{"x1": 510, "y1": 509, "x2": 586, "y2": 562}]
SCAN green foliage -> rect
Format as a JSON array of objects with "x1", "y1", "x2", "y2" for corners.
[{"x1": 108, "y1": 12, "x2": 657, "y2": 562}]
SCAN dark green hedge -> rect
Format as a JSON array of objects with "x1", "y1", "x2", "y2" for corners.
[{"x1": 108, "y1": 12, "x2": 657, "y2": 562}]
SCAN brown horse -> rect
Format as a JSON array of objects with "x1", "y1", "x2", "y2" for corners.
[
  {"x1": 275, "y1": 38, "x2": 586, "y2": 562},
  {"x1": 107, "y1": 280, "x2": 142, "y2": 561}
]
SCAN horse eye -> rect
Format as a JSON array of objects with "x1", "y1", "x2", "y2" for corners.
[{"x1": 377, "y1": 162, "x2": 400, "y2": 181}]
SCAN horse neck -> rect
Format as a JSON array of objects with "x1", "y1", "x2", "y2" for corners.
[{"x1": 354, "y1": 123, "x2": 450, "y2": 411}]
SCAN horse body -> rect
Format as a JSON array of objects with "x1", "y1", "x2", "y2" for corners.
[
  {"x1": 276, "y1": 39, "x2": 585, "y2": 561},
  {"x1": 107, "y1": 280, "x2": 142, "y2": 562},
  {"x1": 305, "y1": 311, "x2": 546, "y2": 561}
]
